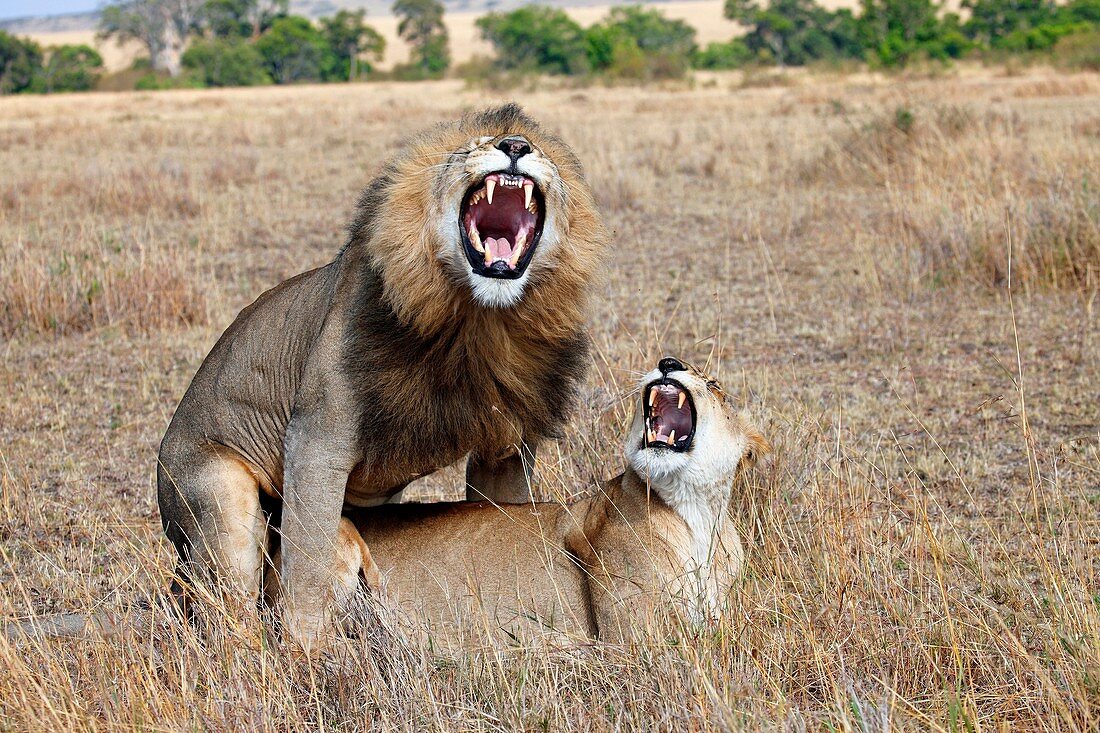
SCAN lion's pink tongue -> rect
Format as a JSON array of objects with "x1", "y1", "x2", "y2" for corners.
[{"x1": 484, "y1": 237, "x2": 513, "y2": 259}]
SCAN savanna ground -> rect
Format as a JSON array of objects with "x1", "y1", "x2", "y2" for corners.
[{"x1": 1, "y1": 67, "x2": 1098, "y2": 731}]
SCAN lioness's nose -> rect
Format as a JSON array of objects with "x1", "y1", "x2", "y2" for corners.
[
  {"x1": 658, "y1": 357, "x2": 685, "y2": 374},
  {"x1": 497, "y1": 137, "x2": 532, "y2": 161}
]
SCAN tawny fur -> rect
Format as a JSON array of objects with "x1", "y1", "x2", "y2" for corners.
[
  {"x1": 272, "y1": 361, "x2": 770, "y2": 645},
  {"x1": 156, "y1": 104, "x2": 609, "y2": 646}
]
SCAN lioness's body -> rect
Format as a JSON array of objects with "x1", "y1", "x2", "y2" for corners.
[
  {"x1": 158, "y1": 105, "x2": 607, "y2": 645},
  {"x1": 285, "y1": 360, "x2": 768, "y2": 644},
  {"x1": 348, "y1": 470, "x2": 742, "y2": 643}
]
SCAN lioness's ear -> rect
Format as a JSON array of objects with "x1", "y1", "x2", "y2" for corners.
[{"x1": 738, "y1": 412, "x2": 770, "y2": 469}]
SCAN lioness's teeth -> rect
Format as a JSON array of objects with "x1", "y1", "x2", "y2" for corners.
[
  {"x1": 649, "y1": 388, "x2": 656, "y2": 407},
  {"x1": 486, "y1": 179, "x2": 495, "y2": 205},
  {"x1": 528, "y1": 202, "x2": 537, "y2": 214},
  {"x1": 524, "y1": 181, "x2": 533, "y2": 209},
  {"x1": 483, "y1": 242, "x2": 493, "y2": 267},
  {"x1": 469, "y1": 225, "x2": 483, "y2": 253},
  {"x1": 508, "y1": 231, "x2": 527, "y2": 267},
  {"x1": 667, "y1": 430, "x2": 676, "y2": 445},
  {"x1": 648, "y1": 429, "x2": 657, "y2": 443},
  {"x1": 678, "y1": 392, "x2": 686, "y2": 409}
]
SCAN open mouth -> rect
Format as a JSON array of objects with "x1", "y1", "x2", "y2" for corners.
[
  {"x1": 460, "y1": 172, "x2": 544, "y2": 280},
  {"x1": 642, "y1": 378, "x2": 696, "y2": 452}
]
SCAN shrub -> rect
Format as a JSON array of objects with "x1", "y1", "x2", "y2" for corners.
[
  {"x1": 182, "y1": 37, "x2": 272, "y2": 86},
  {"x1": 477, "y1": 7, "x2": 589, "y2": 74},
  {"x1": 35, "y1": 44, "x2": 104, "y2": 93},
  {"x1": 586, "y1": 6, "x2": 697, "y2": 78},
  {"x1": 0, "y1": 31, "x2": 43, "y2": 94},
  {"x1": 1051, "y1": 27, "x2": 1100, "y2": 68},
  {"x1": 693, "y1": 39, "x2": 754, "y2": 69}
]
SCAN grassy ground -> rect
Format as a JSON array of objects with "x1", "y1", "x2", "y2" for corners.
[{"x1": 0, "y1": 68, "x2": 1098, "y2": 730}]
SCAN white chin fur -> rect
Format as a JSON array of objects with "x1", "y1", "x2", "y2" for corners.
[{"x1": 467, "y1": 271, "x2": 529, "y2": 308}]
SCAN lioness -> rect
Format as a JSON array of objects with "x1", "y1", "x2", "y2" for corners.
[
  {"x1": 157, "y1": 104, "x2": 608, "y2": 645},
  {"x1": 270, "y1": 358, "x2": 768, "y2": 643}
]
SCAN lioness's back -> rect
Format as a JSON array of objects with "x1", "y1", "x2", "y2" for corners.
[{"x1": 353, "y1": 502, "x2": 596, "y2": 641}]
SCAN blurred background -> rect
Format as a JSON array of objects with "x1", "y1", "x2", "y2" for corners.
[{"x1": 1, "y1": 0, "x2": 1097, "y2": 92}]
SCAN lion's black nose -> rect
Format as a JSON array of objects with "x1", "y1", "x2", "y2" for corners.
[
  {"x1": 497, "y1": 137, "x2": 532, "y2": 162},
  {"x1": 658, "y1": 357, "x2": 685, "y2": 375}
]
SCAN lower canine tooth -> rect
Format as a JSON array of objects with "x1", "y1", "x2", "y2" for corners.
[
  {"x1": 486, "y1": 179, "x2": 496, "y2": 205},
  {"x1": 508, "y1": 231, "x2": 527, "y2": 267},
  {"x1": 667, "y1": 430, "x2": 676, "y2": 445},
  {"x1": 648, "y1": 429, "x2": 656, "y2": 443},
  {"x1": 678, "y1": 392, "x2": 686, "y2": 409}
]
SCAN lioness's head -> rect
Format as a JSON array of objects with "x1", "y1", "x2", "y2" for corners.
[
  {"x1": 625, "y1": 358, "x2": 769, "y2": 490},
  {"x1": 351, "y1": 104, "x2": 607, "y2": 329}
]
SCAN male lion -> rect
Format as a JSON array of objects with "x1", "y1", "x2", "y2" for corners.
[
  {"x1": 268, "y1": 358, "x2": 769, "y2": 643},
  {"x1": 157, "y1": 104, "x2": 608, "y2": 645}
]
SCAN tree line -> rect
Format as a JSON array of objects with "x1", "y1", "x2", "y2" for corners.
[{"x1": 1, "y1": 0, "x2": 1098, "y2": 94}]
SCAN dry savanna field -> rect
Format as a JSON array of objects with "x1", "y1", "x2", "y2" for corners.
[{"x1": 0, "y1": 67, "x2": 1098, "y2": 730}]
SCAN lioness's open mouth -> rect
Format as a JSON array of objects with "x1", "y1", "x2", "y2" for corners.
[
  {"x1": 461, "y1": 172, "x2": 544, "y2": 279},
  {"x1": 643, "y1": 378, "x2": 696, "y2": 452}
]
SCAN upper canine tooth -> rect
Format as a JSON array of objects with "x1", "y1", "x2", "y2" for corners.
[
  {"x1": 677, "y1": 392, "x2": 686, "y2": 409},
  {"x1": 649, "y1": 388, "x2": 656, "y2": 407},
  {"x1": 486, "y1": 179, "x2": 496, "y2": 205},
  {"x1": 524, "y1": 181, "x2": 533, "y2": 209},
  {"x1": 667, "y1": 430, "x2": 676, "y2": 445}
]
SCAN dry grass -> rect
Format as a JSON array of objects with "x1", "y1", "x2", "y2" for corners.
[{"x1": 1, "y1": 67, "x2": 1098, "y2": 731}]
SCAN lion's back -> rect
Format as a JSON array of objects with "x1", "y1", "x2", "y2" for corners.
[{"x1": 159, "y1": 261, "x2": 341, "y2": 487}]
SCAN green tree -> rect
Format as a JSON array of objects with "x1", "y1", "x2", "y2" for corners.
[
  {"x1": 100, "y1": 0, "x2": 205, "y2": 76},
  {"x1": 203, "y1": 0, "x2": 287, "y2": 39},
  {"x1": 393, "y1": 0, "x2": 450, "y2": 76},
  {"x1": 961, "y1": 0, "x2": 1056, "y2": 44},
  {"x1": 857, "y1": 0, "x2": 969, "y2": 64},
  {"x1": 255, "y1": 15, "x2": 334, "y2": 83},
  {"x1": 477, "y1": 6, "x2": 588, "y2": 74},
  {"x1": 319, "y1": 9, "x2": 386, "y2": 80},
  {"x1": 0, "y1": 31, "x2": 43, "y2": 93},
  {"x1": 182, "y1": 36, "x2": 271, "y2": 85},
  {"x1": 37, "y1": 44, "x2": 104, "y2": 92},
  {"x1": 600, "y1": 6, "x2": 696, "y2": 56},
  {"x1": 725, "y1": 0, "x2": 862, "y2": 64}
]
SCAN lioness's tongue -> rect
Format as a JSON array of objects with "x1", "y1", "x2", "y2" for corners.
[{"x1": 484, "y1": 237, "x2": 513, "y2": 259}]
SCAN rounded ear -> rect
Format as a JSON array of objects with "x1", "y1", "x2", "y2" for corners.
[{"x1": 738, "y1": 412, "x2": 771, "y2": 469}]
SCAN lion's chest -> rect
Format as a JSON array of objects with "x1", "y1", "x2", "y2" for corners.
[{"x1": 343, "y1": 381, "x2": 531, "y2": 504}]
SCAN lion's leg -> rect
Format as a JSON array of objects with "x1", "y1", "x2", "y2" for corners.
[
  {"x1": 158, "y1": 449, "x2": 267, "y2": 605},
  {"x1": 264, "y1": 518, "x2": 379, "y2": 613},
  {"x1": 465, "y1": 443, "x2": 536, "y2": 503}
]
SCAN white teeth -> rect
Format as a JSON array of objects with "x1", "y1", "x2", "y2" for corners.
[
  {"x1": 677, "y1": 392, "x2": 686, "y2": 409},
  {"x1": 678, "y1": 435, "x2": 688, "y2": 442},
  {"x1": 486, "y1": 179, "x2": 495, "y2": 205},
  {"x1": 508, "y1": 230, "x2": 527, "y2": 267},
  {"x1": 648, "y1": 429, "x2": 657, "y2": 443},
  {"x1": 469, "y1": 225, "x2": 483, "y2": 253},
  {"x1": 667, "y1": 430, "x2": 676, "y2": 445},
  {"x1": 649, "y1": 388, "x2": 656, "y2": 407},
  {"x1": 524, "y1": 181, "x2": 533, "y2": 209},
  {"x1": 483, "y1": 240, "x2": 493, "y2": 267}
]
